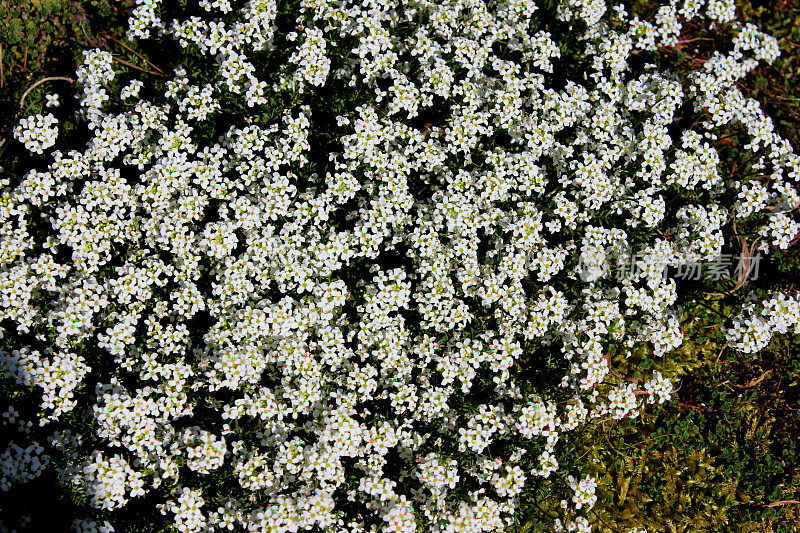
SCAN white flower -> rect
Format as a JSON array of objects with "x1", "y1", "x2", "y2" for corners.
[{"x1": 13, "y1": 113, "x2": 59, "y2": 154}]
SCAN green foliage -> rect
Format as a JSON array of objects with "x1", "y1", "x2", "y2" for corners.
[
  {"x1": 1, "y1": 0, "x2": 799, "y2": 530},
  {"x1": 558, "y1": 311, "x2": 800, "y2": 532},
  {"x1": 0, "y1": 0, "x2": 133, "y2": 139},
  {"x1": 735, "y1": 0, "x2": 800, "y2": 150},
  {"x1": 555, "y1": 1, "x2": 800, "y2": 527},
  {"x1": 0, "y1": 0, "x2": 83, "y2": 78}
]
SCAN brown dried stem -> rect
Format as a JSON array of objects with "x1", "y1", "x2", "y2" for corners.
[
  {"x1": 101, "y1": 32, "x2": 166, "y2": 76},
  {"x1": 19, "y1": 76, "x2": 75, "y2": 110}
]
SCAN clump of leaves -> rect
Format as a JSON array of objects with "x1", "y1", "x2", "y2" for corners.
[
  {"x1": 559, "y1": 306, "x2": 800, "y2": 532},
  {"x1": 736, "y1": 0, "x2": 800, "y2": 151},
  {"x1": 1, "y1": 1, "x2": 82, "y2": 84},
  {"x1": 0, "y1": 0, "x2": 132, "y2": 126}
]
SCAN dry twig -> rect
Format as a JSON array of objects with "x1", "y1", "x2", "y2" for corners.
[
  {"x1": 18, "y1": 76, "x2": 75, "y2": 110},
  {"x1": 762, "y1": 500, "x2": 800, "y2": 508},
  {"x1": 111, "y1": 55, "x2": 167, "y2": 77},
  {"x1": 101, "y1": 32, "x2": 166, "y2": 76}
]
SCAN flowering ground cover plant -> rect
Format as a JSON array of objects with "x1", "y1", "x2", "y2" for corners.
[{"x1": 1, "y1": 0, "x2": 799, "y2": 531}]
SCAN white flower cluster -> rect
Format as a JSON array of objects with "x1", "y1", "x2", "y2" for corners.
[
  {"x1": 568, "y1": 475, "x2": 598, "y2": 510},
  {"x1": 555, "y1": 515, "x2": 593, "y2": 533},
  {"x1": 80, "y1": 452, "x2": 146, "y2": 511},
  {"x1": 71, "y1": 518, "x2": 115, "y2": 533},
  {"x1": 287, "y1": 27, "x2": 331, "y2": 91},
  {"x1": 13, "y1": 113, "x2": 59, "y2": 154},
  {"x1": 0, "y1": 0, "x2": 798, "y2": 530},
  {"x1": 121, "y1": 79, "x2": 144, "y2": 100},
  {"x1": 180, "y1": 426, "x2": 227, "y2": 474},
  {"x1": 0, "y1": 346, "x2": 89, "y2": 423},
  {"x1": 725, "y1": 292, "x2": 800, "y2": 353},
  {"x1": 0, "y1": 440, "x2": 49, "y2": 491},
  {"x1": 599, "y1": 383, "x2": 640, "y2": 421},
  {"x1": 760, "y1": 212, "x2": 800, "y2": 250},
  {"x1": 159, "y1": 487, "x2": 207, "y2": 533},
  {"x1": 75, "y1": 49, "x2": 116, "y2": 129},
  {"x1": 644, "y1": 371, "x2": 673, "y2": 404}
]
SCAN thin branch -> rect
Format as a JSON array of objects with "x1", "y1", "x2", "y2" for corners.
[
  {"x1": 101, "y1": 32, "x2": 166, "y2": 75},
  {"x1": 705, "y1": 215, "x2": 763, "y2": 297},
  {"x1": 714, "y1": 343, "x2": 726, "y2": 367},
  {"x1": 602, "y1": 420, "x2": 636, "y2": 459},
  {"x1": 1, "y1": 76, "x2": 74, "y2": 158},
  {"x1": 678, "y1": 37, "x2": 715, "y2": 44},
  {"x1": 762, "y1": 500, "x2": 800, "y2": 508},
  {"x1": 112, "y1": 55, "x2": 167, "y2": 77},
  {"x1": 722, "y1": 369, "x2": 772, "y2": 389},
  {"x1": 676, "y1": 401, "x2": 708, "y2": 412},
  {"x1": 78, "y1": 18, "x2": 102, "y2": 48},
  {"x1": 19, "y1": 76, "x2": 74, "y2": 110}
]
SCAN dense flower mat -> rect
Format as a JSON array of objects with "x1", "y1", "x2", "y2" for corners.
[{"x1": 2, "y1": 0, "x2": 800, "y2": 531}]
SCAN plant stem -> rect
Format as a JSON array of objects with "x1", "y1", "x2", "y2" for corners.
[{"x1": 19, "y1": 76, "x2": 75, "y2": 110}]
